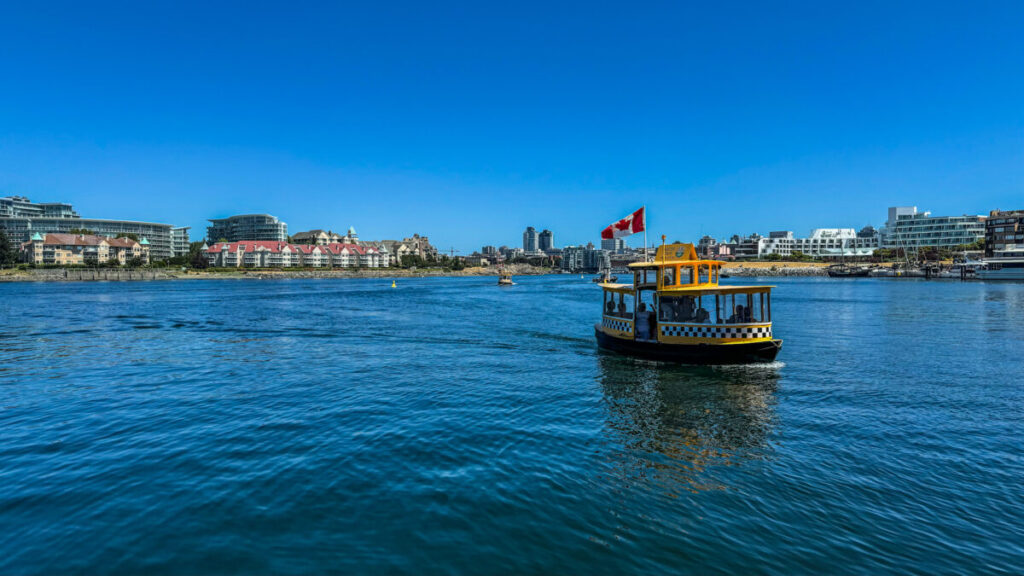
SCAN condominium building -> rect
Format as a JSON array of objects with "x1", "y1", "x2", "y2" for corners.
[
  {"x1": 20, "y1": 233, "x2": 150, "y2": 265},
  {"x1": 758, "y1": 231, "x2": 794, "y2": 257},
  {"x1": 206, "y1": 214, "x2": 288, "y2": 243},
  {"x1": 561, "y1": 245, "x2": 610, "y2": 272},
  {"x1": 601, "y1": 237, "x2": 626, "y2": 253},
  {"x1": 880, "y1": 206, "x2": 984, "y2": 249},
  {"x1": 205, "y1": 241, "x2": 386, "y2": 268},
  {"x1": 792, "y1": 228, "x2": 879, "y2": 258},
  {"x1": 986, "y1": 209, "x2": 1024, "y2": 257},
  {"x1": 291, "y1": 229, "x2": 341, "y2": 245},
  {"x1": 523, "y1": 227, "x2": 538, "y2": 253},
  {"x1": 0, "y1": 196, "x2": 175, "y2": 260},
  {"x1": 539, "y1": 229, "x2": 554, "y2": 252},
  {"x1": 171, "y1": 227, "x2": 191, "y2": 257}
]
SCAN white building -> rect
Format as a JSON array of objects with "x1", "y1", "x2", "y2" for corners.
[
  {"x1": 881, "y1": 206, "x2": 985, "y2": 249},
  {"x1": 791, "y1": 229, "x2": 879, "y2": 258}
]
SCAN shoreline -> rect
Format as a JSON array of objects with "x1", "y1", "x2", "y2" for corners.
[{"x1": 0, "y1": 262, "x2": 923, "y2": 282}]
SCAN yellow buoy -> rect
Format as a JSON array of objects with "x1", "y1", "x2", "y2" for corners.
[{"x1": 391, "y1": 280, "x2": 396, "y2": 288}]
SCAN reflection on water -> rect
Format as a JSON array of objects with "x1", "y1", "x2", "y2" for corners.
[{"x1": 598, "y1": 355, "x2": 780, "y2": 494}]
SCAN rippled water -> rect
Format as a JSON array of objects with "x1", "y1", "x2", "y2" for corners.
[{"x1": 1, "y1": 276, "x2": 1022, "y2": 574}]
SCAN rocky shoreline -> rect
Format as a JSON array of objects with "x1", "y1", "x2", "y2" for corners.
[
  {"x1": 0, "y1": 264, "x2": 556, "y2": 282},
  {"x1": 723, "y1": 265, "x2": 826, "y2": 277}
]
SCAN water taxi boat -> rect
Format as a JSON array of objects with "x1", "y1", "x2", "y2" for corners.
[
  {"x1": 595, "y1": 242, "x2": 782, "y2": 364},
  {"x1": 498, "y1": 267, "x2": 515, "y2": 286}
]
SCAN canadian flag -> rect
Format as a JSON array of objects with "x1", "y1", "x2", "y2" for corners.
[{"x1": 601, "y1": 207, "x2": 646, "y2": 240}]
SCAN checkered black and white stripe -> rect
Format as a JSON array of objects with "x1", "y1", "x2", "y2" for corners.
[
  {"x1": 660, "y1": 324, "x2": 772, "y2": 339},
  {"x1": 602, "y1": 316, "x2": 633, "y2": 334}
]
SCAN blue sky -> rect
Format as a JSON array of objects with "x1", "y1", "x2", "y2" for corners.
[{"x1": 1, "y1": 1, "x2": 1022, "y2": 251}]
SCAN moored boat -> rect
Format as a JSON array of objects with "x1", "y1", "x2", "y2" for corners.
[
  {"x1": 826, "y1": 264, "x2": 871, "y2": 278},
  {"x1": 976, "y1": 249, "x2": 1024, "y2": 280},
  {"x1": 594, "y1": 242, "x2": 781, "y2": 364}
]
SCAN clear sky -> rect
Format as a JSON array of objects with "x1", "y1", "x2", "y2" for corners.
[{"x1": 1, "y1": 1, "x2": 1022, "y2": 251}]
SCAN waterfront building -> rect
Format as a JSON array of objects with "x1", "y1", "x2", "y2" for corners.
[
  {"x1": 601, "y1": 237, "x2": 626, "y2": 253},
  {"x1": 481, "y1": 245, "x2": 498, "y2": 257},
  {"x1": 790, "y1": 229, "x2": 879, "y2": 258},
  {"x1": 523, "y1": 227, "x2": 538, "y2": 253},
  {"x1": 171, "y1": 227, "x2": 191, "y2": 257},
  {"x1": 464, "y1": 255, "x2": 490, "y2": 267},
  {"x1": 20, "y1": 233, "x2": 149, "y2": 266},
  {"x1": 880, "y1": 206, "x2": 984, "y2": 250},
  {"x1": 291, "y1": 229, "x2": 341, "y2": 245},
  {"x1": 205, "y1": 241, "x2": 385, "y2": 268},
  {"x1": 502, "y1": 247, "x2": 525, "y2": 260},
  {"x1": 539, "y1": 229, "x2": 554, "y2": 252},
  {"x1": 729, "y1": 234, "x2": 763, "y2": 259},
  {"x1": 342, "y1": 226, "x2": 360, "y2": 245},
  {"x1": 375, "y1": 233, "x2": 436, "y2": 265},
  {"x1": 985, "y1": 209, "x2": 1024, "y2": 257},
  {"x1": 758, "y1": 231, "x2": 794, "y2": 257},
  {"x1": 561, "y1": 245, "x2": 610, "y2": 272},
  {"x1": 0, "y1": 196, "x2": 175, "y2": 260},
  {"x1": 206, "y1": 214, "x2": 288, "y2": 243}
]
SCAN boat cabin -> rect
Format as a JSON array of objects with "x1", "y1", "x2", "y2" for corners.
[{"x1": 598, "y1": 243, "x2": 775, "y2": 345}]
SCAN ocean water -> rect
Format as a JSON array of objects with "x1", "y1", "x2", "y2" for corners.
[{"x1": 0, "y1": 275, "x2": 1021, "y2": 574}]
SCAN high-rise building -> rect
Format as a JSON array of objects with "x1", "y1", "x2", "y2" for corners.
[
  {"x1": 522, "y1": 226, "x2": 538, "y2": 253},
  {"x1": 538, "y1": 229, "x2": 554, "y2": 252},
  {"x1": 881, "y1": 206, "x2": 985, "y2": 250},
  {"x1": 986, "y1": 209, "x2": 1024, "y2": 257},
  {"x1": 0, "y1": 196, "x2": 175, "y2": 260},
  {"x1": 171, "y1": 227, "x2": 191, "y2": 257},
  {"x1": 481, "y1": 245, "x2": 498, "y2": 256},
  {"x1": 207, "y1": 214, "x2": 288, "y2": 243},
  {"x1": 600, "y1": 237, "x2": 625, "y2": 253}
]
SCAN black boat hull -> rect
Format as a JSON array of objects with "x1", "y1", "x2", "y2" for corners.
[{"x1": 595, "y1": 327, "x2": 782, "y2": 364}]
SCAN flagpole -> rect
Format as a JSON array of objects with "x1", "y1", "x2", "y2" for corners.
[{"x1": 643, "y1": 205, "x2": 649, "y2": 262}]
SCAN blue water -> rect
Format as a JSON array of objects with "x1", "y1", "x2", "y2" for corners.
[{"x1": 1, "y1": 276, "x2": 1022, "y2": 574}]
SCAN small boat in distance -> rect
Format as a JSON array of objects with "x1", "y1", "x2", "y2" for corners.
[
  {"x1": 592, "y1": 269, "x2": 618, "y2": 283},
  {"x1": 595, "y1": 242, "x2": 781, "y2": 364},
  {"x1": 498, "y1": 266, "x2": 515, "y2": 286},
  {"x1": 826, "y1": 264, "x2": 872, "y2": 278}
]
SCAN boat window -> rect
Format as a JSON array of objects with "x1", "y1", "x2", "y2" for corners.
[
  {"x1": 662, "y1": 267, "x2": 675, "y2": 287},
  {"x1": 603, "y1": 291, "x2": 634, "y2": 320},
  {"x1": 679, "y1": 266, "x2": 694, "y2": 285},
  {"x1": 698, "y1": 264, "x2": 710, "y2": 284},
  {"x1": 719, "y1": 291, "x2": 771, "y2": 324},
  {"x1": 658, "y1": 295, "x2": 712, "y2": 323}
]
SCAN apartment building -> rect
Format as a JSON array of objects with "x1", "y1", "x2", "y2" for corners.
[{"x1": 20, "y1": 233, "x2": 150, "y2": 265}]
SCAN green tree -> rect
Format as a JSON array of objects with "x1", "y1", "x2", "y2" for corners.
[
  {"x1": 126, "y1": 256, "x2": 145, "y2": 267},
  {"x1": 0, "y1": 229, "x2": 18, "y2": 268},
  {"x1": 190, "y1": 249, "x2": 209, "y2": 269},
  {"x1": 68, "y1": 228, "x2": 95, "y2": 235},
  {"x1": 117, "y1": 232, "x2": 140, "y2": 242}
]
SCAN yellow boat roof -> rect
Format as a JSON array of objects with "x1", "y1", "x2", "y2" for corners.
[
  {"x1": 600, "y1": 283, "x2": 774, "y2": 296},
  {"x1": 627, "y1": 242, "x2": 724, "y2": 268}
]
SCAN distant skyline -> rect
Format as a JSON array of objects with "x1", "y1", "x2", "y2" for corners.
[{"x1": 1, "y1": 1, "x2": 1022, "y2": 252}]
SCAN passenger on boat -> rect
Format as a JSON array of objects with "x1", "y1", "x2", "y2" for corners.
[
  {"x1": 606, "y1": 300, "x2": 616, "y2": 316},
  {"x1": 681, "y1": 298, "x2": 696, "y2": 321},
  {"x1": 659, "y1": 297, "x2": 674, "y2": 321},
  {"x1": 695, "y1": 307, "x2": 710, "y2": 323},
  {"x1": 727, "y1": 305, "x2": 744, "y2": 324},
  {"x1": 617, "y1": 298, "x2": 627, "y2": 317},
  {"x1": 636, "y1": 303, "x2": 652, "y2": 340}
]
